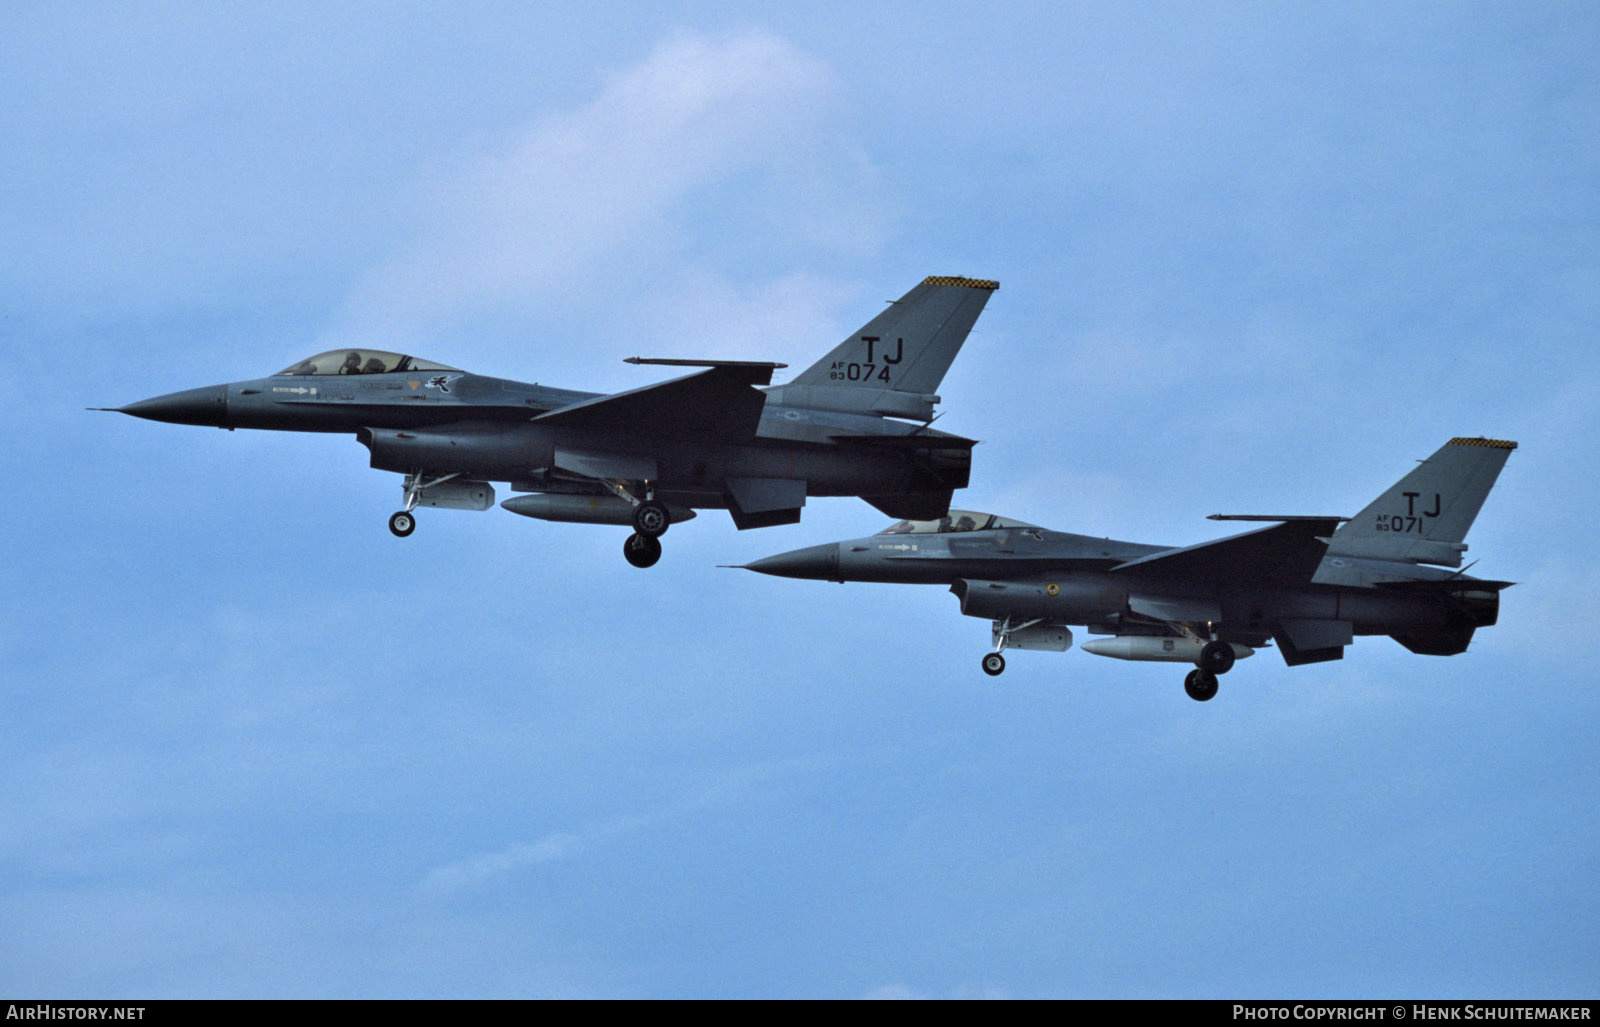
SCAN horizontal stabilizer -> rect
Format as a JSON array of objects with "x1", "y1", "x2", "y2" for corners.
[{"x1": 1112, "y1": 519, "x2": 1340, "y2": 586}]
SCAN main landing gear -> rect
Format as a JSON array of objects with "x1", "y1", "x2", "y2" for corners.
[
  {"x1": 632, "y1": 499, "x2": 669, "y2": 538},
  {"x1": 622, "y1": 497, "x2": 670, "y2": 569},
  {"x1": 1184, "y1": 668, "x2": 1219, "y2": 702},
  {"x1": 623, "y1": 532, "x2": 662, "y2": 568},
  {"x1": 1183, "y1": 640, "x2": 1237, "y2": 701}
]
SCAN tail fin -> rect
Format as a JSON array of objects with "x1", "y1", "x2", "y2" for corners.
[
  {"x1": 765, "y1": 275, "x2": 998, "y2": 420},
  {"x1": 1326, "y1": 437, "x2": 1516, "y2": 567}
]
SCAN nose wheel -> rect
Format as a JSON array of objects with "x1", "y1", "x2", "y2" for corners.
[
  {"x1": 982, "y1": 614, "x2": 1042, "y2": 677},
  {"x1": 624, "y1": 532, "x2": 662, "y2": 568},
  {"x1": 390, "y1": 472, "x2": 462, "y2": 539}
]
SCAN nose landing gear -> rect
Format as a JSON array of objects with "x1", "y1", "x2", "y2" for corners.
[
  {"x1": 980, "y1": 616, "x2": 1048, "y2": 677},
  {"x1": 388, "y1": 472, "x2": 466, "y2": 538}
]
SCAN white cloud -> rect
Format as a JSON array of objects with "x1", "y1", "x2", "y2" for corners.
[
  {"x1": 334, "y1": 28, "x2": 881, "y2": 358},
  {"x1": 422, "y1": 832, "x2": 585, "y2": 895},
  {"x1": 419, "y1": 750, "x2": 851, "y2": 897},
  {"x1": 864, "y1": 981, "x2": 1011, "y2": 999},
  {"x1": 864, "y1": 982, "x2": 926, "y2": 1000},
  {"x1": 616, "y1": 268, "x2": 867, "y2": 366}
]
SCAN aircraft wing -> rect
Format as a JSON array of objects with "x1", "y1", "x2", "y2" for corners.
[
  {"x1": 826, "y1": 433, "x2": 978, "y2": 450},
  {"x1": 532, "y1": 363, "x2": 778, "y2": 440},
  {"x1": 1373, "y1": 577, "x2": 1515, "y2": 592},
  {"x1": 1109, "y1": 519, "x2": 1341, "y2": 586}
]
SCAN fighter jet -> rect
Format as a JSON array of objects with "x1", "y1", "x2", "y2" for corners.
[
  {"x1": 743, "y1": 437, "x2": 1515, "y2": 700},
  {"x1": 102, "y1": 276, "x2": 997, "y2": 566}
]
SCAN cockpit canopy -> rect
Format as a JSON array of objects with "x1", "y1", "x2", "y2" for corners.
[
  {"x1": 880, "y1": 510, "x2": 1040, "y2": 535},
  {"x1": 275, "y1": 350, "x2": 462, "y2": 376}
]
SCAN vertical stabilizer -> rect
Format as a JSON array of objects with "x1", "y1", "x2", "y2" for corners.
[
  {"x1": 765, "y1": 276, "x2": 998, "y2": 420},
  {"x1": 1326, "y1": 437, "x2": 1516, "y2": 567}
]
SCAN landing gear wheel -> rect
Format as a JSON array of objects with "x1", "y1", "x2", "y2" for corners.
[
  {"x1": 1184, "y1": 668, "x2": 1219, "y2": 702},
  {"x1": 1199, "y1": 640, "x2": 1236, "y2": 675},
  {"x1": 981, "y1": 652, "x2": 1006, "y2": 677},
  {"x1": 632, "y1": 500, "x2": 670, "y2": 538},
  {"x1": 623, "y1": 532, "x2": 662, "y2": 568},
  {"x1": 389, "y1": 511, "x2": 416, "y2": 537}
]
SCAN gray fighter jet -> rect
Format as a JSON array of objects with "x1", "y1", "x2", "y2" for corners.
[
  {"x1": 103, "y1": 276, "x2": 997, "y2": 566},
  {"x1": 743, "y1": 437, "x2": 1515, "y2": 700}
]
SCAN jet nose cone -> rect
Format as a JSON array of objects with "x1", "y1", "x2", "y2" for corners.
[
  {"x1": 116, "y1": 384, "x2": 229, "y2": 427},
  {"x1": 742, "y1": 543, "x2": 841, "y2": 580}
]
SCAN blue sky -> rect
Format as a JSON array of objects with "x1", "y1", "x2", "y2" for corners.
[{"x1": 3, "y1": 1, "x2": 1597, "y2": 998}]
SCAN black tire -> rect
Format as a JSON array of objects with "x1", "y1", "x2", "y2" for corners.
[
  {"x1": 981, "y1": 652, "x2": 1006, "y2": 677},
  {"x1": 633, "y1": 500, "x2": 670, "y2": 538},
  {"x1": 389, "y1": 511, "x2": 416, "y2": 537},
  {"x1": 1184, "y1": 668, "x2": 1219, "y2": 702},
  {"x1": 1199, "y1": 639, "x2": 1236, "y2": 675},
  {"x1": 623, "y1": 532, "x2": 662, "y2": 568}
]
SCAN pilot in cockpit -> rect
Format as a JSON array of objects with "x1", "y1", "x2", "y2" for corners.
[{"x1": 340, "y1": 351, "x2": 363, "y2": 374}]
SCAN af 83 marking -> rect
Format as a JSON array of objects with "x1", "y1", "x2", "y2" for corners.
[{"x1": 827, "y1": 336, "x2": 905, "y2": 384}]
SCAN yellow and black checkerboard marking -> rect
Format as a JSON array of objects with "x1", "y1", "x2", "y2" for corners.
[{"x1": 921, "y1": 275, "x2": 999, "y2": 290}]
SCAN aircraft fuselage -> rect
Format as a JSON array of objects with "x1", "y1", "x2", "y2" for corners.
[
  {"x1": 117, "y1": 370, "x2": 972, "y2": 514},
  {"x1": 747, "y1": 524, "x2": 1501, "y2": 659}
]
